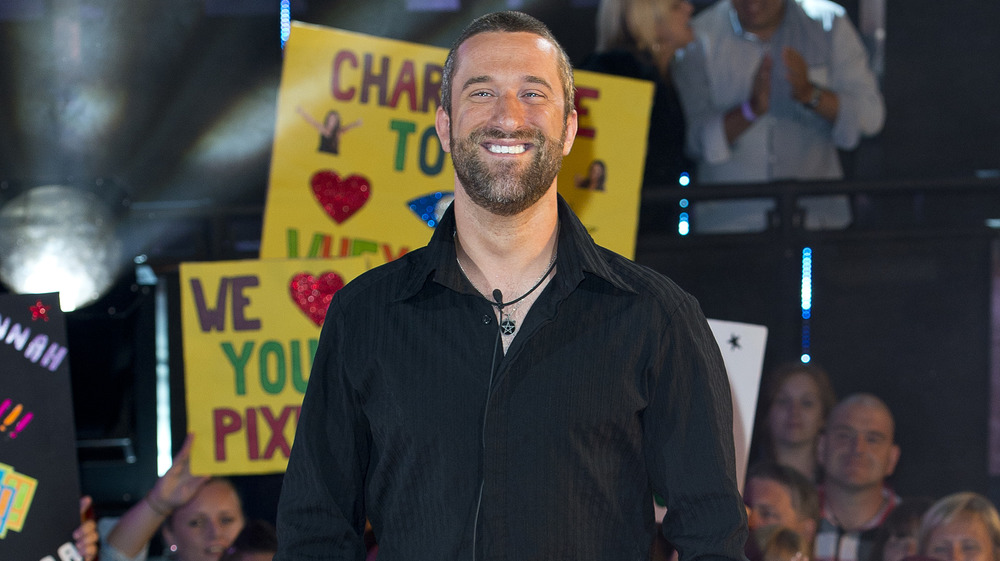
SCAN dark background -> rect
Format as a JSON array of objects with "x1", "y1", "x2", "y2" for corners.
[{"x1": 0, "y1": 0, "x2": 998, "y2": 525}]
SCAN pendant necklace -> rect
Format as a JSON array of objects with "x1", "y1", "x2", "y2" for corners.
[{"x1": 456, "y1": 245, "x2": 558, "y2": 337}]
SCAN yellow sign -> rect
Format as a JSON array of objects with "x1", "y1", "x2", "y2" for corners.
[
  {"x1": 558, "y1": 73, "x2": 652, "y2": 253},
  {"x1": 261, "y1": 22, "x2": 652, "y2": 260},
  {"x1": 179, "y1": 257, "x2": 374, "y2": 475}
]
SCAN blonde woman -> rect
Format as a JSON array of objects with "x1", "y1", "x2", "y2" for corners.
[
  {"x1": 579, "y1": 0, "x2": 696, "y2": 189},
  {"x1": 918, "y1": 492, "x2": 1000, "y2": 561}
]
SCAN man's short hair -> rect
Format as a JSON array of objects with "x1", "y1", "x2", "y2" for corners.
[
  {"x1": 831, "y1": 392, "x2": 896, "y2": 441},
  {"x1": 747, "y1": 461, "x2": 821, "y2": 523},
  {"x1": 440, "y1": 10, "x2": 575, "y2": 118}
]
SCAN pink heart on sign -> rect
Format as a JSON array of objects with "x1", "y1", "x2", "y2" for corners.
[
  {"x1": 311, "y1": 170, "x2": 371, "y2": 224},
  {"x1": 289, "y1": 271, "x2": 346, "y2": 326}
]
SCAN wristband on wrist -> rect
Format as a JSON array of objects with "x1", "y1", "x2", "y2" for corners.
[
  {"x1": 741, "y1": 100, "x2": 757, "y2": 122},
  {"x1": 145, "y1": 493, "x2": 171, "y2": 517}
]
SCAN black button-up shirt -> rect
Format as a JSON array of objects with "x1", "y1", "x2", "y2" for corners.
[{"x1": 276, "y1": 197, "x2": 748, "y2": 561}]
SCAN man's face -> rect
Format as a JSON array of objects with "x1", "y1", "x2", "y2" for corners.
[
  {"x1": 745, "y1": 477, "x2": 800, "y2": 530},
  {"x1": 435, "y1": 31, "x2": 577, "y2": 216},
  {"x1": 731, "y1": 0, "x2": 786, "y2": 36},
  {"x1": 819, "y1": 402, "x2": 900, "y2": 491}
]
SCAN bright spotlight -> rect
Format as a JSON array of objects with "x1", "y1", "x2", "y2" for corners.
[{"x1": 0, "y1": 185, "x2": 121, "y2": 312}]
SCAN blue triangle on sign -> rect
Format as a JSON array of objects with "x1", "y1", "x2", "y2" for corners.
[{"x1": 407, "y1": 191, "x2": 454, "y2": 228}]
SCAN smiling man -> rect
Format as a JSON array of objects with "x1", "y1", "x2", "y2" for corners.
[
  {"x1": 275, "y1": 11, "x2": 747, "y2": 561},
  {"x1": 815, "y1": 393, "x2": 902, "y2": 561}
]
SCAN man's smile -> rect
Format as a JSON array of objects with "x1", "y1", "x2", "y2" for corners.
[{"x1": 485, "y1": 143, "x2": 529, "y2": 154}]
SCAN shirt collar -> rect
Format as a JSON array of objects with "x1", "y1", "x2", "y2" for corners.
[
  {"x1": 395, "y1": 194, "x2": 636, "y2": 302},
  {"x1": 727, "y1": 0, "x2": 790, "y2": 43},
  {"x1": 818, "y1": 484, "x2": 901, "y2": 531}
]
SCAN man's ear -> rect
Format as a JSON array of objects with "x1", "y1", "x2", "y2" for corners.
[
  {"x1": 435, "y1": 105, "x2": 452, "y2": 153},
  {"x1": 885, "y1": 443, "x2": 901, "y2": 477},
  {"x1": 562, "y1": 109, "x2": 578, "y2": 156}
]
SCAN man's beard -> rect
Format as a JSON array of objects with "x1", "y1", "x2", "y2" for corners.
[{"x1": 450, "y1": 124, "x2": 565, "y2": 217}]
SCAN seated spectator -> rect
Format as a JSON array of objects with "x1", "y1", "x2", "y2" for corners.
[
  {"x1": 220, "y1": 519, "x2": 277, "y2": 561},
  {"x1": 874, "y1": 497, "x2": 936, "y2": 561},
  {"x1": 754, "y1": 361, "x2": 837, "y2": 482},
  {"x1": 100, "y1": 434, "x2": 246, "y2": 561},
  {"x1": 815, "y1": 393, "x2": 901, "y2": 561},
  {"x1": 918, "y1": 492, "x2": 1000, "y2": 561},
  {"x1": 753, "y1": 524, "x2": 809, "y2": 561},
  {"x1": 745, "y1": 461, "x2": 820, "y2": 554}
]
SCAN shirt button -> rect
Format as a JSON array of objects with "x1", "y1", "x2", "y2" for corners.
[{"x1": 482, "y1": 315, "x2": 492, "y2": 324}]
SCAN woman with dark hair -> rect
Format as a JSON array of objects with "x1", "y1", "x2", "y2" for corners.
[
  {"x1": 297, "y1": 107, "x2": 362, "y2": 155},
  {"x1": 575, "y1": 159, "x2": 607, "y2": 191},
  {"x1": 755, "y1": 362, "x2": 837, "y2": 482}
]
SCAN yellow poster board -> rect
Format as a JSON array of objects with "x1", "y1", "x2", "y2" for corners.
[
  {"x1": 179, "y1": 257, "x2": 374, "y2": 475},
  {"x1": 261, "y1": 22, "x2": 652, "y2": 261}
]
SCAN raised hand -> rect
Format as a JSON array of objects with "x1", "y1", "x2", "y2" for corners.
[{"x1": 145, "y1": 433, "x2": 210, "y2": 514}]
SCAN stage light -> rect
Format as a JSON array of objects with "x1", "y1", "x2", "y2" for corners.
[{"x1": 0, "y1": 185, "x2": 122, "y2": 312}]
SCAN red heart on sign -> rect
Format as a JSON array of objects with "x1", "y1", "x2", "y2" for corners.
[
  {"x1": 289, "y1": 271, "x2": 346, "y2": 326},
  {"x1": 311, "y1": 170, "x2": 371, "y2": 224}
]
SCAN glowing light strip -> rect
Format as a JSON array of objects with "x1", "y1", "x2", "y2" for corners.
[
  {"x1": 280, "y1": 0, "x2": 291, "y2": 49},
  {"x1": 678, "y1": 211, "x2": 689, "y2": 236},
  {"x1": 801, "y1": 247, "x2": 812, "y2": 363},
  {"x1": 155, "y1": 276, "x2": 173, "y2": 476},
  {"x1": 677, "y1": 172, "x2": 691, "y2": 236},
  {"x1": 154, "y1": 279, "x2": 174, "y2": 476}
]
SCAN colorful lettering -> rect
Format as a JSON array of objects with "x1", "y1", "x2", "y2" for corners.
[
  {"x1": 574, "y1": 86, "x2": 599, "y2": 139},
  {"x1": 189, "y1": 277, "x2": 262, "y2": 333},
  {"x1": 0, "y1": 464, "x2": 38, "y2": 538},
  {"x1": 390, "y1": 119, "x2": 418, "y2": 171},
  {"x1": 329, "y1": 49, "x2": 442, "y2": 112},
  {"x1": 286, "y1": 228, "x2": 410, "y2": 261},
  {"x1": 221, "y1": 339, "x2": 317, "y2": 395},
  {"x1": 213, "y1": 406, "x2": 301, "y2": 462}
]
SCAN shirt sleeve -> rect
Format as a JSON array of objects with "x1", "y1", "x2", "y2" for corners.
[
  {"x1": 274, "y1": 297, "x2": 370, "y2": 561},
  {"x1": 96, "y1": 517, "x2": 148, "y2": 561},
  {"x1": 828, "y1": 14, "x2": 885, "y2": 148},
  {"x1": 643, "y1": 294, "x2": 749, "y2": 561},
  {"x1": 673, "y1": 39, "x2": 733, "y2": 165},
  {"x1": 96, "y1": 544, "x2": 148, "y2": 561}
]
